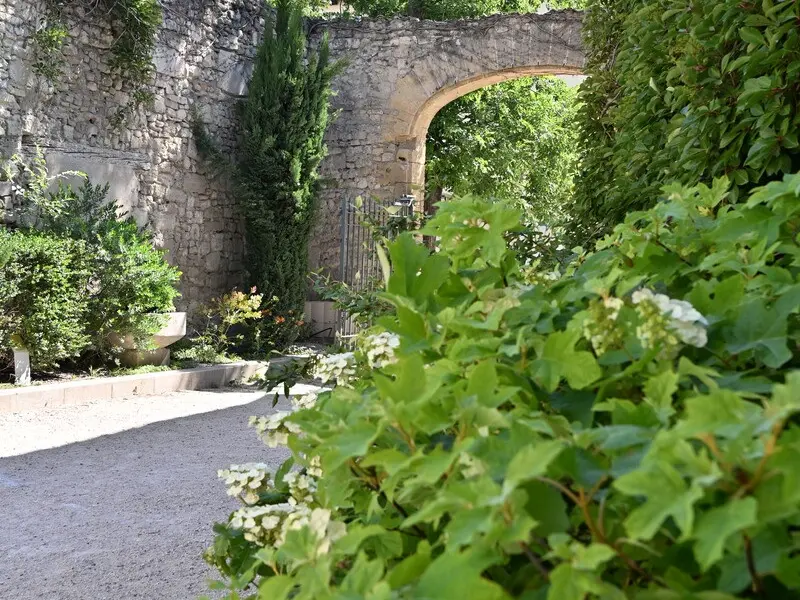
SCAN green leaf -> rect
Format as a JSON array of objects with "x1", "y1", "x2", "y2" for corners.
[
  {"x1": 532, "y1": 330, "x2": 602, "y2": 392},
  {"x1": 375, "y1": 242, "x2": 391, "y2": 288},
  {"x1": 326, "y1": 421, "x2": 384, "y2": 468},
  {"x1": 692, "y1": 498, "x2": 757, "y2": 571},
  {"x1": 614, "y1": 462, "x2": 703, "y2": 540},
  {"x1": 643, "y1": 369, "x2": 678, "y2": 423},
  {"x1": 386, "y1": 541, "x2": 431, "y2": 589},
  {"x1": 548, "y1": 563, "x2": 626, "y2": 600},
  {"x1": 340, "y1": 553, "x2": 385, "y2": 593},
  {"x1": 504, "y1": 440, "x2": 565, "y2": 494},
  {"x1": 522, "y1": 481, "x2": 570, "y2": 537},
  {"x1": 415, "y1": 549, "x2": 510, "y2": 600},
  {"x1": 336, "y1": 524, "x2": 392, "y2": 555},
  {"x1": 256, "y1": 575, "x2": 295, "y2": 599},
  {"x1": 572, "y1": 543, "x2": 617, "y2": 570},
  {"x1": 374, "y1": 353, "x2": 428, "y2": 404},
  {"x1": 739, "y1": 27, "x2": 765, "y2": 46},
  {"x1": 547, "y1": 564, "x2": 585, "y2": 600},
  {"x1": 768, "y1": 371, "x2": 800, "y2": 419},
  {"x1": 728, "y1": 299, "x2": 792, "y2": 368}
]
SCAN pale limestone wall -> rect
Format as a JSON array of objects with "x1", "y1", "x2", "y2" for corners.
[
  {"x1": 308, "y1": 10, "x2": 584, "y2": 275},
  {"x1": 1, "y1": 2, "x2": 583, "y2": 307},
  {"x1": 0, "y1": 0, "x2": 265, "y2": 313}
]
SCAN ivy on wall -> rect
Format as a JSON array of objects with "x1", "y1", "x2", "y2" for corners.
[{"x1": 30, "y1": 0, "x2": 162, "y2": 122}]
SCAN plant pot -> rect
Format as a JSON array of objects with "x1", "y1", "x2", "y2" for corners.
[{"x1": 108, "y1": 312, "x2": 187, "y2": 367}]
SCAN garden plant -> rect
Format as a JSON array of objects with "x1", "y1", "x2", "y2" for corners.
[
  {"x1": 0, "y1": 155, "x2": 181, "y2": 373},
  {"x1": 205, "y1": 171, "x2": 800, "y2": 598}
]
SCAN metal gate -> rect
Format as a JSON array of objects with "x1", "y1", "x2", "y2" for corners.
[{"x1": 337, "y1": 195, "x2": 414, "y2": 340}]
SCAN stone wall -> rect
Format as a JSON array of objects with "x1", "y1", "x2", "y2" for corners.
[
  {"x1": 1, "y1": 2, "x2": 584, "y2": 310},
  {"x1": 0, "y1": 0, "x2": 266, "y2": 313},
  {"x1": 309, "y1": 10, "x2": 584, "y2": 278}
]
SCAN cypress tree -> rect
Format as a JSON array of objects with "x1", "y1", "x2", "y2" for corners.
[{"x1": 238, "y1": 0, "x2": 341, "y2": 318}]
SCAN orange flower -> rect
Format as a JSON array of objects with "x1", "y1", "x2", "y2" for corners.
[{"x1": 275, "y1": 316, "x2": 286, "y2": 324}]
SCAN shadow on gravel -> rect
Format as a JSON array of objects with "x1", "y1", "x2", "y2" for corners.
[{"x1": 0, "y1": 393, "x2": 290, "y2": 600}]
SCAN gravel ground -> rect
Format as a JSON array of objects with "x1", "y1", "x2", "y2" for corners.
[{"x1": 0, "y1": 385, "x2": 316, "y2": 600}]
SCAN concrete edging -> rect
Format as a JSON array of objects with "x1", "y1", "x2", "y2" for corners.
[{"x1": 0, "y1": 360, "x2": 272, "y2": 413}]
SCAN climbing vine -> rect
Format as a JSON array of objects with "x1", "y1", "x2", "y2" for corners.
[
  {"x1": 30, "y1": 13, "x2": 69, "y2": 83},
  {"x1": 30, "y1": 0, "x2": 162, "y2": 121}
]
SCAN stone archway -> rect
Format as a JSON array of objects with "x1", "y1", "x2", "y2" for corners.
[{"x1": 308, "y1": 10, "x2": 585, "y2": 275}]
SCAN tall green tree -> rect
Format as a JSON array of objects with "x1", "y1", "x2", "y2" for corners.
[{"x1": 238, "y1": 0, "x2": 341, "y2": 317}]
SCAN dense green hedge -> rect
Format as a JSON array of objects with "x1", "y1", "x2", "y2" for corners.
[
  {"x1": 573, "y1": 0, "x2": 800, "y2": 230},
  {"x1": 0, "y1": 231, "x2": 90, "y2": 369}
]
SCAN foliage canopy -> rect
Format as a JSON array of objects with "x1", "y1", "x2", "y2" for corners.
[
  {"x1": 426, "y1": 76, "x2": 578, "y2": 227},
  {"x1": 206, "y1": 170, "x2": 800, "y2": 598},
  {"x1": 573, "y1": 0, "x2": 800, "y2": 231}
]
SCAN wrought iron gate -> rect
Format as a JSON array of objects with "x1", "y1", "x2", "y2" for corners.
[{"x1": 337, "y1": 195, "x2": 414, "y2": 340}]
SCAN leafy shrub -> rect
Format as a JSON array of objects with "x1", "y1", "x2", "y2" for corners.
[
  {"x1": 175, "y1": 288, "x2": 265, "y2": 364},
  {"x1": 176, "y1": 289, "x2": 307, "y2": 364},
  {"x1": 1, "y1": 147, "x2": 85, "y2": 225},
  {"x1": 37, "y1": 179, "x2": 119, "y2": 241},
  {"x1": 88, "y1": 218, "x2": 181, "y2": 346},
  {"x1": 574, "y1": 0, "x2": 800, "y2": 230},
  {"x1": 0, "y1": 230, "x2": 90, "y2": 370},
  {"x1": 312, "y1": 273, "x2": 393, "y2": 332},
  {"x1": 245, "y1": 300, "x2": 308, "y2": 359},
  {"x1": 206, "y1": 173, "x2": 800, "y2": 599},
  {"x1": 3, "y1": 152, "x2": 181, "y2": 361}
]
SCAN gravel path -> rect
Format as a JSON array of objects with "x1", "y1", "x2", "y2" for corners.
[{"x1": 0, "y1": 385, "x2": 315, "y2": 600}]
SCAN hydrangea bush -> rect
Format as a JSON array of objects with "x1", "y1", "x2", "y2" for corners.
[{"x1": 205, "y1": 174, "x2": 800, "y2": 599}]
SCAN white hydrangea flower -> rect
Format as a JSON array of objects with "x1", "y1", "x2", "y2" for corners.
[
  {"x1": 229, "y1": 504, "x2": 291, "y2": 546},
  {"x1": 582, "y1": 296, "x2": 626, "y2": 355},
  {"x1": 277, "y1": 507, "x2": 347, "y2": 557},
  {"x1": 603, "y1": 297, "x2": 624, "y2": 321},
  {"x1": 314, "y1": 352, "x2": 356, "y2": 386},
  {"x1": 217, "y1": 463, "x2": 271, "y2": 504},
  {"x1": 291, "y1": 393, "x2": 318, "y2": 410},
  {"x1": 632, "y1": 288, "x2": 708, "y2": 349},
  {"x1": 307, "y1": 455, "x2": 323, "y2": 478},
  {"x1": 250, "y1": 412, "x2": 302, "y2": 448},
  {"x1": 361, "y1": 331, "x2": 401, "y2": 368},
  {"x1": 284, "y1": 471, "x2": 317, "y2": 506},
  {"x1": 671, "y1": 319, "x2": 708, "y2": 348}
]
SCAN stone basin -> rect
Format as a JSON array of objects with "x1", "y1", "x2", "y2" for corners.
[{"x1": 108, "y1": 312, "x2": 187, "y2": 367}]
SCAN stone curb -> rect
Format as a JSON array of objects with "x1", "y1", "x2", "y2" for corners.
[{"x1": 0, "y1": 360, "x2": 281, "y2": 414}]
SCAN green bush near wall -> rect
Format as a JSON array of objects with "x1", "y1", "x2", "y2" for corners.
[
  {"x1": 0, "y1": 165, "x2": 181, "y2": 372},
  {"x1": 0, "y1": 230, "x2": 90, "y2": 369}
]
